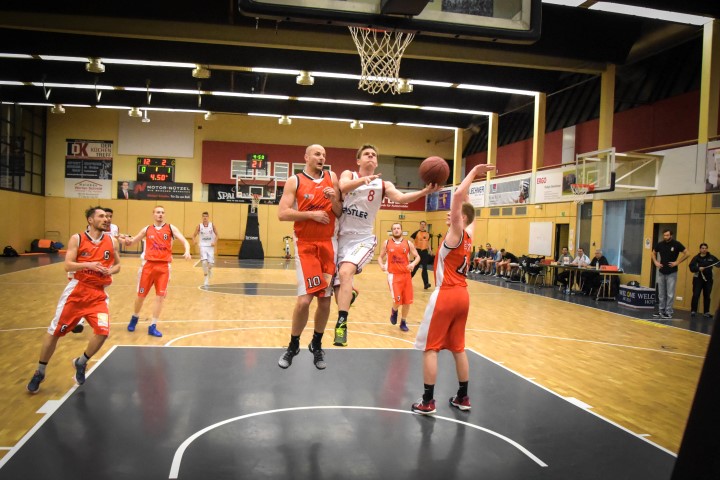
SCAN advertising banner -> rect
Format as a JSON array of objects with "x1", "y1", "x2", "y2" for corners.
[
  {"x1": 117, "y1": 181, "x2": 192, "y2": 201},
  {"x1": 65, "y1": 139, "x2": 113, "y2": 180},
  {"x1": 468, "y1": 182, "x2": 486, "y2": 208},
  {"x1": 64, "y1": 179, "x2": 111, "y2": 199},
  {"x1": 488, "y1": 175, "x2": 530, "y2": 206}
]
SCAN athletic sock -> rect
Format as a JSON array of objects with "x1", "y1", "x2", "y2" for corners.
[
  {"x1": 77, "y1": 353, "x2": 91, "y2": 366},
  {"x1": 457, "y1": 381, "x2": 469, "y2": 398},
  {"x1": 38, "y1": 361, "x2": 48, "y2": 375},
  {"x1": 337, "y1": 310, "x2": 348, "y2": 327},
  {"x1": 312, "y1": 331, "x2": 323, "y2": 349},
  {"x1": 423, "y1": 384, "x2": 435, "y2": 402},
  {"x1": 289, "y1": 335, "x2": 300, "y2": 351}
]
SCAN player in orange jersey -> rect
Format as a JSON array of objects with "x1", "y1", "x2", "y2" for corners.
[
  {"x1": 411, "y1": 163, "x2": 495, "y2": 415},
  {"x1": 124, "y1": 206, "x2": 191, "y2": 337},
  {"x1": 378, "y1": 222, "x2": 419, "y2": 332},
  {"x1": 277, "y1": 144, "x2": 342, "y2": 370},
  {"x1": 26, "y1": 206, "x2": 121, "y2": 393}
]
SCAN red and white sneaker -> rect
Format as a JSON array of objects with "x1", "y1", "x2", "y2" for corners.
[
  {"x1": 411, "y1": 398, "x2": 436, "y2": 415},
  {"x1": 449, "y1": 395, "x2": 471, "y2": 411}
]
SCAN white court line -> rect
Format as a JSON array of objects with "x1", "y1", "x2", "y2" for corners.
[
  {"x1": 168, "y1": 405, "x2": 548, "y2": 478},
  {"x1": 165, "y1": 326, "x2": 416, "y2": 347},
  {"x1": 0, "y1": 345, "x2": 119, "y2": 470},
  {"x1": 466, "y1": 347, "x2": 677, "y2": 457},
  {"x1": 466, "y1": 328, "x2": 705, "y2": 359}
]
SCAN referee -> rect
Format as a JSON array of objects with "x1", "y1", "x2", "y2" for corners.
[{"x1": 411, "y1": 220, "x2": 432, "y2": 289}]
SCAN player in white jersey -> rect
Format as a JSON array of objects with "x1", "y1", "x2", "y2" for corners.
[
  {"x1": 193, "y1": 212, "x2": 218, "y2": 286},
  {"x1": 333, "y1": 144, "x2": 441, "y2": 346}
]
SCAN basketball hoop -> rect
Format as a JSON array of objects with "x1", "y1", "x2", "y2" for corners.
[
  {"x1": 251, "y1": 194, "x2": 260, "y2": 214},
  {"x1": 570, "y1": 183, "x2": 594, "y2": 205},
  {"x1": 348, "y1": 26, "x2": 415, "y2": 95}
]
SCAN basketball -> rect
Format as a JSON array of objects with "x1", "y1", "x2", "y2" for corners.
[{"x1": 419, "y1": 156, "x2": 450, "y2": 186}]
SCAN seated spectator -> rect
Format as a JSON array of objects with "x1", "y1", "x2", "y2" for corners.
[
  {"x1": 471, "y1": 245, "x2": 487, "y2": 273},
  {"x1": 581, "y1": 249, "x2": 609, "y2": 295},
  {"x1": 496, "y1": 249, "x2": 519, "y2": 278},
  {"x1": 554, "y1": 247, "x2": 574, "y2": 285},
  {"x1": 478, "y1": 244, "x2": 495, "y2": 274},
  {"x1": 557, "y1": 247, "x2": 590, "y2": 292}
]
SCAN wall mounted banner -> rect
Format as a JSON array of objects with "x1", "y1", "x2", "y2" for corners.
[
  {"x1": 426, "y1": 188, "x2": 453, "y2": 212},
  {"x1": 65, "y1": 179, "x2": 111, "y2": 199},
  {"x1": 381, "y1": 196, "x2": 426, "y2": 211},
  {"x1": 117, "y1": 181, "x2": 192, "y2": 201},
  {"x1": 65, "y1": 139, "x2": 113, "y2": 180},
  {"x1": 488, "y1": 175, "x2": 531, "y2": 206},
  {"x1": 706, "y1": 146, "x2": 720, "y2": 192},
  {"x1": 208, "y1": 183, "x2": 283, "y2": 204},
  {"x1": 468, "y1": 182, "x2": 486, "y2": 208}
]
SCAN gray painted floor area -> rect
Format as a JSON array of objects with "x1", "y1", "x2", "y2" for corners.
[{"x1": 1, "y1": 347, "x2": 675, "y2": 479}]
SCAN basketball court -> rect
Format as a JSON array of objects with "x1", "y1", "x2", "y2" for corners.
[{"x1": 1, "y1": 346, "x2": 677, "y2": 479}]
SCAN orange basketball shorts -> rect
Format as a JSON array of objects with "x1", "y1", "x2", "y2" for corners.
[
  {"x1": 48, "y1": 280, "x2": 110, "y2": 336},
  {"x1": 294, "y1": 238, "x2": 337, "y2": 297},
  {"x1": 137, "y1": 261, "x2": 171, "y2": 297},
  {"x1": 387, "y1": 272, "x2": 413, "y2": 305},
  {"x1": 414, "y1": 286, "x2": 469, "y2": 353}
]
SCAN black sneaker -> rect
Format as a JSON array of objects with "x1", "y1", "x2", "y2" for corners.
[
  {"x1": 350, "y1": 287, "x2": 360, "y2": 306},
  {"x1": 72, "y1": 358, "x2": 87, "y2": 385},
  {"x1": 690, "y1": 311, "x2": 697, "y2": 317},
  {"x1": 333, "y1": 320, "x2": 347, "y2": 347},
  {"x1": 660, "y1": 312, "x2": 673, "y2": 319},
  {"x1": 278, "y1": 346, "x2": 300, "y2": 369},
  {"x1": 308, "y1": 343, "x2": 326, "y2": 370},
  {"x1": 27, "y1": 370, "x2": 45, "y2": 394},
  {"x1": 704, "y1": 313, "x2": 713, "y2": 318},
  {"x1": 652, "y1": 312, "x2": 663, "y2": 318}
]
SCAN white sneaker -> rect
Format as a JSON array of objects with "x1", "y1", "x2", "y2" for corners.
[{"x1": 204, "y1": 276, "x2": 209, "y2": 287}]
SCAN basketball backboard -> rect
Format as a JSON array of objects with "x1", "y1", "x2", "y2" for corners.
[
  {"x1": 575, "y1": 148, "x2": 616, "y2": 193},
  {"x1": 238, "y1": 0, "x2": 541, "y2": 43}
]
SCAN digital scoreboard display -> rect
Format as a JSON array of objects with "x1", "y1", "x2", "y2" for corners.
[{"x1": 137, "y1": 157, "x2": 176, "y2": 182}]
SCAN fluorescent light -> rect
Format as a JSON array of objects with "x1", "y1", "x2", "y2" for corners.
[
  {"x1": 0, "y1": 53, "x2": 33, "y2": 59},
  {"x1": 297, "y1": 97, "x2": 373, "y2": 106},
  {"x1": 103, "y1": 58, "x2": 195, "y2": 68},
  {"x1": 211, "y1": 91, "x2": 289, "y2": 101},
  {"x1": 420, "y1": 106, "x2": 491, "y2": 115},
  {"x1": 380, "y1": 103, "x2": 421, "y2": 109},
  {"x1": 251, "y1": 67, "x2": 301, "y2": 75},
  {"x1": 312, "y1": 72, "x2": 360, "y2": 80},
  {"x1": 0, "y1": 80, "x2": 25, "y2": 86},
  {"x1": 541, "y1": 0, "x2": 585, "y2": 7},
  {"x1": 38, "y1": 55, "x2": 86, "y2": 62},
  {"x1": 589, "y1": 2, "x2": 712, "y2": 25},
  {"x1": 411, "y1": 79, "x2": 454, "y2": 88},
  {"x1": 457, "y1": 84, "x2": 537, "y2": 96},
  {"x1": 396, "y1": 122, "x2": 456, "y2": 130}
]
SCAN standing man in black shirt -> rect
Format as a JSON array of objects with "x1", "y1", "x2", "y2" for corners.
[
  {"x1": 689, "y1": 243, "x2": 719, "y2": 318},
  {"x1": 411, "y1": 221, "x2": 432, "y2": 289},
  {"x1": 652, "y1": 229, "x2": 688, "y2": 319}
]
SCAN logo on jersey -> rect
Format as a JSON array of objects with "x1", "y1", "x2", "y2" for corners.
[
  {"x1": 80, "y1": 252, "x2": 91, "y2": 257},
  {"x1": 304, "y1": 193, "x2": 314, "y2": 200},
  {"x1": 342, "y1": 206, "x2": 368, "y2": 219},
  {"x1": 60, "y1": 325, "x2": 68, "y2": 333},
  {"x1": 139, "y1": 287, "x2": 145, "y2": 294}
]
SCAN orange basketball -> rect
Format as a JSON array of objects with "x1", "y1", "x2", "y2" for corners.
[{"x1": 419, "y1": 156, "x2": 449, "y2": 186}]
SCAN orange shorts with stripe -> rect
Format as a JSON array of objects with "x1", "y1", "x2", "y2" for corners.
[
  {"x1": 294, "y1": 238, "x2": 337, "y2": 297},
  {"x1": 48, "y1": 280, "x2": 110, "y2": 336},
  {"x1": 137, "y1": 261, "x2": 171, "y2": 297},
  {"x1": 387, "y1": 272, "x2": 413, "y2": 305},
  {"x1": 414, "y1": 286, "x2": 469, "y2": 353}
]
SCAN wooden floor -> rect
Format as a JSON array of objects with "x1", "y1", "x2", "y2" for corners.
[{"x1": 0, "y1": 255, "x2": 709, "y2": 460}]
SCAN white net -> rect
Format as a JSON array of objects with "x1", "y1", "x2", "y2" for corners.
[
  {"x1": 570, "y1": 184, "x2": 591, "y2": 205},
  {"x1": 349, "y1": 27, "x2": 415, "y2": 95}
]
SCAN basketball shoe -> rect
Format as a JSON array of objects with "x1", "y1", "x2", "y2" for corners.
[
  {"x1": 128, "y1": 315, "x2": 139, "y2": 332},
  {"x1": 449, "y1": 395, "x2": 471, "y2": 411},
  {"x1": 399, "y1": 320, "x2": 409, "y2": 332},
  {"x1": 350, "y1": 287, "x2": 360, "y2": 306},
  {"x1": 333, "y1": 320, "x2": 347, "y2": 346},
  {"x1": 411, "y1": 398, "x2": 436, "y2": 415},
  {"x1": 27, "y1": 370, "x2": 45, "y2": 394},
  {"x1": 72, "y1": 357, "x2": 87, "y2": 385},
  {"x1": 278, "y1": 345, "x2": 300, "y2": 369},
  {"x1": 389, "y1": 308, "x2": 398, "y2": 325},
  {"x1": 308, "y1": 343, "x2": 326, "y2": 370},
  {"x1": 148, "y1": 324, "x2": 163, "y2": 337}
]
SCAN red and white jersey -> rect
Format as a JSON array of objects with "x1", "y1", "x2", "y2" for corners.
[
  {"x1": 338, "y1": 172, "x2": 384, "y2": 235},
  {"x1": 293, "y1": 171, "x2": 337, "y2": 240},
  {"x1": 72, "y1": 231, "x2": 115, "y2": 288},
  {"x1": 434, "y1": 230, "x2": 472, "y2": 288},
  {"x1": 198, "y1": 222, "x2": 215, "y2": 247},
  {"x1": 386, "y1": 238, "x2": 411, "y2": 275},
  {"x1": 143, "y1": 223, "x2": 174, "y2": 262}
]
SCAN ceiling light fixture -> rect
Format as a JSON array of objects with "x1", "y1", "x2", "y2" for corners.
[
  {"x1": 296, "y1": 71, "x2": 315, "y2": 86},
  {"x1": 204, "y1": 112, "x2": 215, "y2": 121},
  {"x1": 85, "y1": 57, "x2": 105, "y2": 74},
  {"x1": 350, "y1": 120, "x2": 364, "y2": 130},
  {"x1": 141, "y1": 109, "x2": 150, "y2": 123},
  {"x1": 278, "y1": 115, "x2": 292, "y2": 126},
  {"x1": 192, "y1": 65, "x2": 211, "y2": 79},
  {"x1": 397, "y1": 78, "x2": 413, "y2": 94},
  {"x1": 50, "y1": 104, "x2": 65, "y2": 114},
  {"x1": 128, "y1": 107, "x2": 142, "y2": 118}
]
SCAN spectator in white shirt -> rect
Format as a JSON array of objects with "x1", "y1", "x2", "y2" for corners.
[{"x1": 557, "y1": 247, "x2": 590, "y2": 292}]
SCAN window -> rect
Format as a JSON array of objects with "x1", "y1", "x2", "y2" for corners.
[
  {"x1": 602, "y1": 199, "x2": 645, "y2": 274},
  {"x1": 577, "y1": 202, "x2": 592, "y2": 254},
  {"x1": 0, "y1": 105, "x2": 45, "y2": 195}
]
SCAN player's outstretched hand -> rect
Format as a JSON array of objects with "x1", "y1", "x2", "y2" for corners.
[{"x1": 423, "y1": 183, "x2": 443, "y2": 194}]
